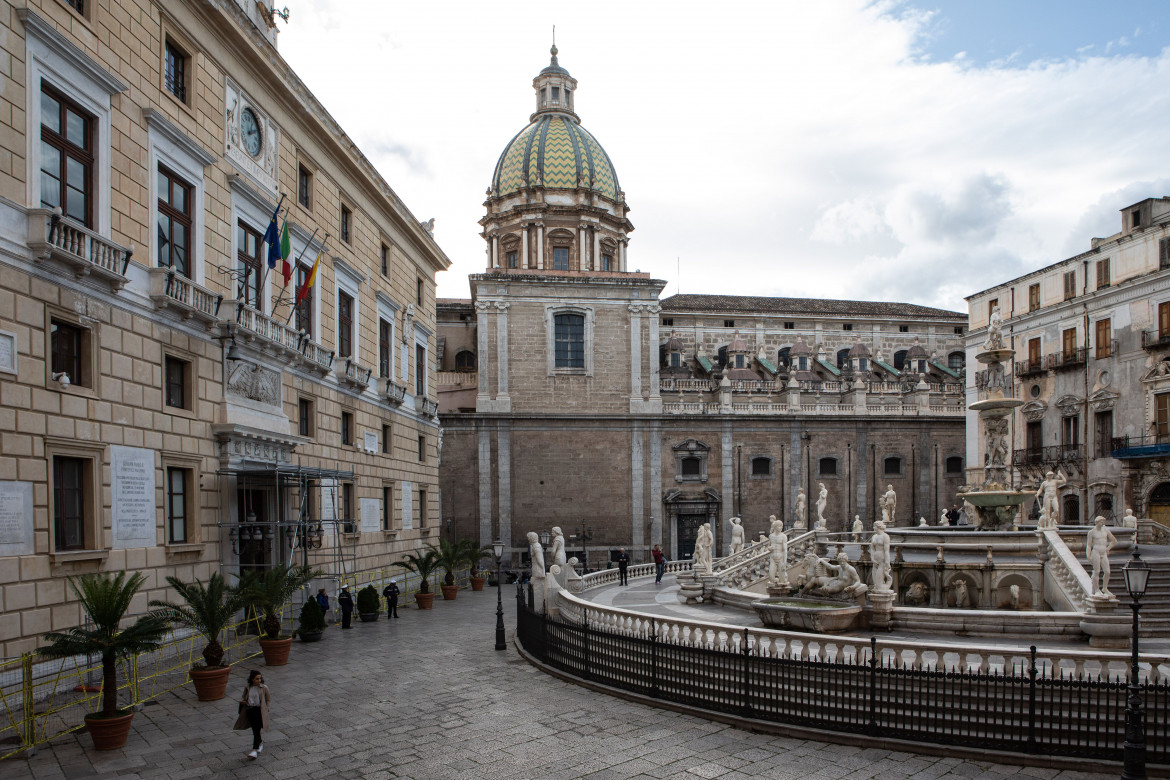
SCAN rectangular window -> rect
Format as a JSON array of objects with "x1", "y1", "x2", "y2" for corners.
[
  {"x1": 1062, "y1": 327, "x2": 1077, "y2": 358},
  {"x1": 164, "y1": 355, "x2": 189, "y2": 410},
  {"x1": 1132, "y1": 209, "x2": 1142, "y2": 228},
  {"x1": 379, "y1": 318, "x2": 392, "y2": 378},
  {"x1": 553, "y1": 247, "x2": 569, "y2": 270},
  {"x1": 382, "y1": 424, "x2": 391, "y2": 455},
  {"x1": 297, "y1": 165, "x2": 312, "y2": 209},
  {"x1": 1158, "y1": 393, "x2": 1170, "y2": 441},
  {"x1": 1062, "y1": 415, "x2": 1079, "y2": 448},
  {"x1": 337, "y1": 290, "x2": 353, "y2": 358},
  {"x1": 1026, "y1": 420, "x2": 1043, "y2": 454},
  {"x1": 298, "y1": 397, "x2": 313, "y2": 437},
  {"x1": 51, "y1": 319, "x2": 85, "y2": 387},
  {"x1": 157, "y1": 167, "x2": 192, "y2": 277},
  {"x1": 551, "y1": 86, "x2": 560, "y2": 102},
  {"x1": 53, "y1": 456, "x2": 86, "y2": 550},
  {"x1": 1095, "y1": 319, "x2": 1111, "y2": 359},
  {"x1": 1096, "y1": 411, "x2": 1113, "y2": 458},
  {"x1": 418, "y1": 489, "x2": 427, "y2": 528},
  {"x1": 954, "y1": 326, "x2": 964, "y2": 335},
  {"x1": 842, "y1": 323, "x2": 853, "y2": 331},
  {"x1": 554, "y1": 312, "x2": 585, "y2": 368},
  {"x1": 1161, "y1": 238, "x2": 1170, "y2": 270},
  {"x1": 415, "y1": 344, "x2": 426, "y2": 395},
  {"x1": 988, "y1": 298, "x2": 998, "y2": 318},
  {"x1": 1028, "y1": 283, "x2": 1040, "y2": 312},
  {"x1": 784, "y1": 322, "x2": 795, "y2": 330},
  {"x1": 295, "y1": 262, "x2": 313, "y2": 335},
  {"x1": 382, "y1": 485, "x2": 393, "y2": 530},
  {"x1": 40, "y1": 86, "x2": 93, "y2": 227},
  {"x1": 340, "y1": 205, "x2": 351, "y2": 243},
  {"x1": 899, "y1": 325, "x2": 909, "y2": 333},
  {"x1": 164, "y1": 39, "x2": 188, "y2": 103},
  {"x1": 341, "y1": 410, "x2": 353, "y2": 446},
  {"x1": 1064, "y1": 271, "x2": 1076, "y2": 300},
  {"x1": 417, "y1": 435, "x2": 426, "y2": 462},
  {"x1": 1097, "y1": 258, "x2": 1111, "y2": 289},
  {"x1": 601, "y1": 253, "x2": 613, "y2": 271},
  {"x1": 417, "y1": 278, "x2": 424, "y2": 306},
  {"x1": 662, "y1": 318, "x2": 674, "y2": 327},
  {"x1": 167, "y1": 467, "x2": 189, "y2": 543},
  {"x1": 724, "y1": 320, "x2": 736, "y2": 328},
  {"x1": 1027, "y1": 337, "x2": 1041, "y2": 365},
  {"x1": 1160, "y1": 301, "x2": 1170, "y2": 339},
  {"x1": 380, "y1": 243, "x2": 388, "y2": 276},
  {"x1": 342, "y1": 483, "x2": 354, "y2": 525},
  {"x1": 237, "y1": 221, "x2": 263, "y2": 308},
  {"x1": 506, "y1": 250, "x2": 518, "y2": 269},
  {"x1": 63, "y1": 0, "x2": 84, "y2": 13}
]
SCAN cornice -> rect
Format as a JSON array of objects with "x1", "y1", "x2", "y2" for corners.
[
  {"x1": 143, "y1": 108, "x2": 218, "y2": 168},
  {"x1": 18, "y1": 8, "x2": 128, "y2": 95}
]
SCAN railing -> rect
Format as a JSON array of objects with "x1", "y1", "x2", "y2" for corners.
[
  {"x1": 661, "y1": 401, "x2": 961, "y2": 417},
  {"x1": 148, "y1": 267, "x2": 222, "y2": 325},
  {"x1": 1040, "y1": 529, "x2": 1096, "y2": 613},
  {"x1": 659, "y1": 378, "x2": 716, "y2": 392},
  {"x1": 1012, "y1": 444, "x2": 1083, "y2": 469},
  {"x1": 27, "y1": 208, "x2": 131, "y2": 289},
  {"x1": 300, "y1": 338, "x2": 334, "y2": 373},
  {"x1": 520, "y1": 594, "x2": 1170, "y2": 763},
  {"x1": 867, "y1": 381, "x2": 903, "y2": 393},
  {"x1": 1015, "y1": 358, "x2": 1045, "y2": 377},
  {"x1": 1111, "y1": 434, "x2": 1170, "y2": 456},
  {"x1": 383, "y1": 379, "x2": 407, "y2": 405},
  {"x1": 340, "y1": 358, "x2": 372, "y2": 389},
  {"x1": 422, "y1": 398, "x2": 439, "y2": 417},
  {"x1": 712, "y1": 530, "x2": 817, "y2": 591},
  {"x1": 437, "y1": 370, "x2": 476, "y2": 386},
  {"x1": 233, "y1": 301, "x2": 302, "y2": 354},
  {"x1": 1045, "y1": 347, "x2": 1088, "y2": 371},
  {"x1": 1142, "y1": 329, "x2": 1170, "y2": 350}
]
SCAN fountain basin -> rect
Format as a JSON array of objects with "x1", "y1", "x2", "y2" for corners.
[
  {"x1": 752, "y1": 597, "x2": 862, "y2": 633},
  {"x1": 969, "y1": 398, "x2": 1025, "y2": 413},
  {"x1": 959, "y1": 489, "x2": 1031, "y2": 508}
]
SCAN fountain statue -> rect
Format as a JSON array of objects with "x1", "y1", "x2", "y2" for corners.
[{"x1": 957, "y1": 305, "x2": 1030, "y2": 529}]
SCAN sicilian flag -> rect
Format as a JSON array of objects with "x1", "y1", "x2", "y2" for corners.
[{"x1": 296, "y1": 250, "x2": 321, "y2": 305}]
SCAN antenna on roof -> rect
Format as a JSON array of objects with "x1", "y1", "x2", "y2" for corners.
[{"x1": 677, "y1": 256, "x2": 681, "y2": 296}]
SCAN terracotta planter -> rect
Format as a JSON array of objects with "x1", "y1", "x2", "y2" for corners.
[
  {"x1": 188, "y1": 665, "x2": 231, "y2": 701},
  {"x1": 440, "y1": 584, "x2": 459, "y2": 600},
  {"x1": 415, "y1": 592, "x2": 435, "y2": 609},
  {"x1": 470, "y1": 576, "x2": 486, "y2": 592},
  {"x1": 84, "y1": 711, "x2": 134, "y2": 751},
  {"x1": 258, "y1": 637, "x2": 293, "y2": 666}
]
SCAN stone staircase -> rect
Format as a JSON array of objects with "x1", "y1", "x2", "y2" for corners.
[{"x1": 1100, "y1": 550, "x2": 1170, "y2": 637}]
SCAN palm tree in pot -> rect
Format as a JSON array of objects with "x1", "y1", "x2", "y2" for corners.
[
  {"x1": 148, "y1": 573, "x2": 246, "y2": 701},
  {"x1": 38, "y1": 572, "x2": 169, "y2": 750},
  {"x1": 390, "y1": 548, "x2": 441, "y2": 609},
  {"x1": 434, "y1": 539, "x2": 464, "y2": 600},
  {"x1": 239, "y1": 563, "x2": 317, "y2": 665},
  {"x1": 461, "y1": 539, "x2": 494, "y2": 591}
]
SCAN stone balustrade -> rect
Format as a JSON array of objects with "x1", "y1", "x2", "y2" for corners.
[
  {"x1": 148, "y1": 267, "x2": 222, "y2": 326},
  {"x1": 662, "y1": 400, "x2": 962, "y2": 416},
  {"x1": 225, "y1": 301, "x2": 333, "y2": 374},
  {"x1": 1041, "y1": 529, "x2": 1096, "y2": 612},
  {"x1": 28, "y1": 208, "x2": 131, "y2": 289}
]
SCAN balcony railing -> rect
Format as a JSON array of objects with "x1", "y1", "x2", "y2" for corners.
[
  {"x1": 422, "y1": 398, "x2": 439, "y2": 418},
  {"x1": 148, "y1": 268, "x2": 222, "y2": 326},
  {"x1": 1011, "y1": 444, "x2": 1083, "y2": 469},
  {"x1": 228, "y1": 301, "x2": 333, "y2": 374},
  {"x1": 339, "y1": 358, "x2": 372, "y2": 390},
  {"x1": 1111, "y1": 434, "x2": 1170, "y2": 459},
  {"x1": 1044, "y1": 347, "x2": 1087, "y2": 371},
  {"x1": 1015, "y1": 358, "x2": 1045, "y2": 377},
  {"x1": 659, "y1": 378, "x2": 717, "y2": 392},
  {"x1": 28, "y1": 208, "x2": 130, "y2": 289},
  {"x1": 383, "y1": 379, "x2": 407, "y2": 405},
  {"x1": 1142, "y1": 329, "x2": 1170, "y2": 350}
]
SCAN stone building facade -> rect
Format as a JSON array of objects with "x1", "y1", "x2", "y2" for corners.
[
  {"x1": 438, "y1": 50, "x2": 969, "y2": 567},
  {"x1": 965, "y1": 197, "x2": 1170, "y2": 525},
  {"x1": 0, "y1": 0, "x2": 448, "y2": 655}
]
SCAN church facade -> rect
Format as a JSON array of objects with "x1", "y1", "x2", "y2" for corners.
[{"x1": 437, "y1": 50, "x2": 970, "y2": 566}]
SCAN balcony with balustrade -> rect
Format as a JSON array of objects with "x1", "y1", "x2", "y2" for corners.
[
  {"x1": 222, "y1": 300, "x2": 333, "y2": 375},
  {"x1": 1011, "y1": 444, "x2": 1083, "y2": 476},
  {"x1": 339, "y1": 357, "x2": 373, "y2": 391},
  {"x1": 28, "y1": 208, "x2": 131, "y2": 290},
  {"x1": 148, "y1": 268, "x2": 222, "y2": 327},
  {"x1": 1142, "y1": 329, "x2": 1170, "y2": 351},
  {"x1": 1044, "y1": 347, "x2": 1087, "y2": 371}
]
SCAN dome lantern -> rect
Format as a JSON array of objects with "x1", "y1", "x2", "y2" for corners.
[{"x1": 533, "y1": 45, "x2": 579, "y2": 121}]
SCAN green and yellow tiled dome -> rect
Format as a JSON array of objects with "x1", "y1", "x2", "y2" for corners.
[{"x1": 492, "y1": 115, "x2": 621, "y2": 201}]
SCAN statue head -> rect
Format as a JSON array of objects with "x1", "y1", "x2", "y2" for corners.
[
  {"x1": 837, "y1": 552, "x2": 849, "y2": 562},
  {"x1": 527, "y1": 531, "x2": 538, "y2": 544},
  {"x1": 887, "y1": 484, "x2": 893, "y2": 491},
  {"x1": 768, "y1": 514, "x2": 776, "y2": 523},
  {"x1": 874, "y1": 520, "x2": 886, "y2": 532},
  {"x1": 551, "y1": 526, "x2": 562, "y2": 537},
  {"x1": 1045, "y1": 471, "x2": 1055, "y2": 479},
  {"x1": 1094, "y1": 516, "x2": 1106, "y2": 528}
]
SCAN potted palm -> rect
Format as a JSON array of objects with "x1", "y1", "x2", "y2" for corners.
[
  {"x1": 391, "y1": 548, "x2": 441, "y2": 609},
  {"x1": 149, "y1": 573, "x2": 245, "y2": 701},
  {"x1": 38, "y1": 572, "x2": 169, "y2": 750},
  {"x1": 295, "y1": 598, "x2": 326, "y2": 642},
  {"x1": 434, "y1": 539, "x2": 464, "y2": 600},
  {"x1": 239, "y1": 563, "x2": 316, "y2": 666},
  {"x1": 356, "y1": 584, "x2": 381, "y2": 621},
  {"x1": 462, "y1": 539, "x2": 493, "y2": 592}
]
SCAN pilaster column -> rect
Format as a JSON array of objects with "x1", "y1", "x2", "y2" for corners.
[
  {"x1": 628, "y1": 303, "x2": 643, "y2": 401},
  {"x1": 631, "y1": 419, "x2": 644, "y2": 552},
  {"x1": 496, "y1": 302, "x2": 510, "y2": 400},
  {"x1": 475, "y1": 301, "x2": 492, "y2": 405},
  {"x1": 521, "y1": 224, "x2": 529, "y2": 269},
  {"x1": 650, "y1": 418, "x2": 662, "y2": 547},
  {"x1": 579, "y1": 224, "x2": 589, "y2": 270},
  {"x1": 620, "y1": 239, "x2": 628, "y2": 271},
  {"x1": 478, "y1": 427, "x2": 492, "y2": 546},
  {"x1": 497, "y1": 421, "x2": 512, "y2": 551},
  {"x1": 536, "y1": 223, "x2": 545, "y2": 269},
  {"x1": 647, "y1": 304, "x2": 662, "y2": 400},
  {"x1": 491, "y1": 234, "x2": 499, "y2": 268},
  {"x1": 594, "y1": 229, "x2": 601, "y2": 271}
]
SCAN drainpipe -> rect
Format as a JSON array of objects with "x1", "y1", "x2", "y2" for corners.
[
  {"x1": 779, "y1": 444, "x2": 786, "y2": 524},
  {"x1": 1084, "y1": 304, "x2": 1091, "y2": 521},
  {"x1": 735, "y1": 444, "x2": 742, "y2": 517},
  {"x1": 910, "y1": 444, "x2": 917, "y2": 522},
  {"x1": 934, "y1": 443, "x2": 939, "y2": 521},
  {"x1": 847, "y1": 443, "x2": 853, "y2": 522},
  {"x1": 871, "y1": 443, "x2": 877, "y2": 525}
]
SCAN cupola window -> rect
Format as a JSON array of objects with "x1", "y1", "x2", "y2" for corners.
[
  {"x1": 551, "y1": 86, "x2": 560, "y2": 102},
  {"x1": 602, "y1": 253, "x2": 613, "y2": 271},
  {"x1": 553, "y1": 247, "x2": 569, "y2": 270},
  {"x1": 506, "y1": 251, "x2": 518, "y2": 269},
  {"x1": 858, "y1": 357, "x2": 869, "y2": 371}
]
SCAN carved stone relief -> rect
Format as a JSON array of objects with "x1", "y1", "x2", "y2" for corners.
[{"x1": 227, "y1": 360, "x2": 282, "y2": 407}]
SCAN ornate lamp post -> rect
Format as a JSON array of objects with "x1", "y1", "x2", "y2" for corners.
[
  {"x1": 1122, "y1": 548, "x2": 1151, "y2": 780},
  {"x1": 493, "y1": 539, "x2": 506, "y2": 651}
]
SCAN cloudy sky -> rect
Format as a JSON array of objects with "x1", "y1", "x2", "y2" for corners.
[{"x1": 278, "y1": 1, "x2": 1170, "y2": 313}]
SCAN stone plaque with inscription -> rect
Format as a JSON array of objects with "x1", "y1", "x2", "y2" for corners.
[
  {"x1": 111, "y1": 446, "x2": 157, "y2": 549},
  {"x1": 360, "y1": 498, "x2": 380, "y2": 534},
  {"x1": 401, "y1": 480, "x2": 413, "y2": 530},
  {"x1": 0, "y1": 481, "x2": 34, "y2": 556}
]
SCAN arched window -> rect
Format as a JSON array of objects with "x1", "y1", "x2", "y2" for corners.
[
  {"x1": 681, "y1": 456, "x2": 701, "y2": 476},
  {"x1": 945, "y1": 455, "x2": 963, "y2": 474},
  {"x1": 894, "y1": 350, "x2": 908, "y2": 370},
  {"x1": 454, "y1": 350, "x2": 476, "y2": 371},
  {"x1": 836, "y1": 348, "x2": 850, "y2": 369},
  {"x1": 751, "y1": 457, "x2": 771, "y2": 476},
  {"x1": 777, "y1": 347, "x2": 790, "y2": 368},
  {"x1": 1094, "y1": 493, "x2": 1114, "y2": 521},
  {"x1": 554, "y1": 313, "x2": 584, "y2": 368},
  {"x1": 883, "y1": 456, "x2": 902, "y2": 476},
  {"x1": 948, "y1": 351, "x2": 965, "y2": 373},
  {"x1": 818, "y1": 457, "x2": 837, "y2": 476},
  {"x1": 1062, "y1": 494, "x2": 1081, "y2": 525},
  {"x1": 717, "y1": 345, "x2": 729, "y2": 369}
]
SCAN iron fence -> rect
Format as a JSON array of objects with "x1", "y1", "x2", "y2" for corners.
[{"x1": 516, "y1": 589, "x2": 1168, "y2": 762}]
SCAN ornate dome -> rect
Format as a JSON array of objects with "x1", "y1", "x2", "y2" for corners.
[{"x1": 490, "y1": 47, "x2": 622, "y2": 201}]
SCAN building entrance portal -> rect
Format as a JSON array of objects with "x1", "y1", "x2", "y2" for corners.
[
  {"x1": 676, "y1": 515, "x2": 705, "y2": 561},
  {"x1": 662, "y1": 488, "x2": 721, "y2": 563},
  {"x1": 1150, "y1": 482, "x2": 1170, "y2": 525}
]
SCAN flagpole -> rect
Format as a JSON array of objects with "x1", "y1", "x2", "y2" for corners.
[
  {"x1": 258, "y1": 194, "x2": 287, "y2": 316},
  {"x1": 282, "y1": 227, "x2": 321, "y2": 327},
  {"x1": 285, "y1": 233, "x2": 329, "y2": 329}
]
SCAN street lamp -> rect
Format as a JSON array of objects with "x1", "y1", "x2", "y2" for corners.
[
  {"x1": 1122, "y1": 548, "x2": 1151, "y2": 780},
  {"x1": 493, "y1": 539, "x2": 506, "y2": 651}
]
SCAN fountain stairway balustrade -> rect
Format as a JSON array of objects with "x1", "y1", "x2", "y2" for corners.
[
  {"x1": 708, "y1": 530, "x2": 818, "y2": 593},
  {"x1": 1102, "y1": 551, "x2": 1170, "y2": 637}
]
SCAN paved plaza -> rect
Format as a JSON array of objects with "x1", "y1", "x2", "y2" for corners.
[{"x1": 6, "y1": 583, "x2": 1115, "y2": 780}]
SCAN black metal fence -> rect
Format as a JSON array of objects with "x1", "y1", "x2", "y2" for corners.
[{"x1": 516, "y1": 589, "x2": 1169, "y2": 763}]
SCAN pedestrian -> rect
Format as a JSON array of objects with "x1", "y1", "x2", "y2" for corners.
[
  {"x1": 616, "y1": 547, "x2": 630, "y2": 585},
  {"x1": 337, "y1": 584, "x2": 354, "y2": 629},
  {"x1": 315, "y1": 588, "x2": 330, "y2": 624},
  {"x1": 233, "y1": 669, "x2": 271, "y2": 759},
  {"x1": 382, "y1": 579, "x2": 400, "y2": 618},
  {"x1": 652, "y1": 544, "x2": 666, "y2": 583},
  {"x1": 945, "y1": 504, "x2": 961, "y2": 526}
]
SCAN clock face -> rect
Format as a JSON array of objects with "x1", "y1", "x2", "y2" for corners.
[{"x1": 240, "y1": 108, "x2": 262, "y2": 157}]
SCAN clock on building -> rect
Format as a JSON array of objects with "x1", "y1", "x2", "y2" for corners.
[{"x1": 240, "y1": 107, "x2": 262, "y2": 157}]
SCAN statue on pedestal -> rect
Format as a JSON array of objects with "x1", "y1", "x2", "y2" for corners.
[
  {"x1": 880, "y1": 484, "x2": 897, "y2": 526},
  {"x1": 527, "y1": 531, "x2": 545, "y2": 579},
  {"x1": 794, "y1": 488, "x2": 807, "y2": 530},
  {"x1": 768, "y1": 515, "x2": 788, "y2": 586},
  {"x1": 870, "y1": 520, "x2": 892, "y2": 593},
  {"x1": 1035, "y1": 470, "x2": 1067, "y2": 527},
  {"x1": 851, "y1": 515, "x2": 863, "y2": 542},
  {"x1": 728, "y1": 516, "x2": 745, "y2": 555},
  {"x1": 985, "y1": 304, "x2": 1005, "y2": 351},
  {"x1": 815, "y1": 482, "x2": 828, "y2": 529},
  {"x1": 693, "y1": 522, "x2": 714, "y2": 573},
  {"x1": 1086, "y1": 516, "x2": 1117, "y2": 595},
  {"x1": 549, "y1": 527, "x2": 567, "y2": 569}
]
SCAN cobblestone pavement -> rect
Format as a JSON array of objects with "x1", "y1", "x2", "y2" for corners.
[{"x1": 6, "y1": 584, "x2": 1113, "y2": 780}]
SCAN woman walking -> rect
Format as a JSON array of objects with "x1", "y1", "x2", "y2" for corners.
[{"x1": 233, "y1": 670, "x2": 271, "y2": 759}]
